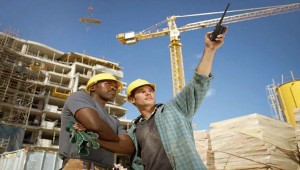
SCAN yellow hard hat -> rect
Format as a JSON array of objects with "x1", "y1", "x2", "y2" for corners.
[
  {"x1": 126, "y1": 79, "x2": 156, "y2": 98},
  {"x1": 85, "y1": 73, "x2": 123, "y2": 92}
]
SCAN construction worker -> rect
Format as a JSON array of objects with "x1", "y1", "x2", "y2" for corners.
[
  {"x1": 126, "y1": 30, "x2": 227, "y2": 170},
  {"x1": 59, "y1": 73, "x2": 134, "y2": 170}
]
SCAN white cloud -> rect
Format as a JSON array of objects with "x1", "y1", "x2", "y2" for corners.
[
  {"x1": 206, "y1": 88, "x2": 216, "y2": 97},
  {"x1": 188, "y1": 53, "x2": 202, "y2": 71},
  {"x1": 195, "y1": 53, "x2": 202, "y2": 59}
]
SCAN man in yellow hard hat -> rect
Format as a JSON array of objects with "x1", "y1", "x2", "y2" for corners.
[
  {"x1": 126, "y1": 30, "x2": 227, "y2": 170},
  {"x1": 59, "y1": 73, "x2": 134, "y2": 170}
]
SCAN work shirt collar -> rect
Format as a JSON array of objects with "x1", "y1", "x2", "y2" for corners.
[{"x1": 133, "y1": 103, "x2": 163, "y2": 124}]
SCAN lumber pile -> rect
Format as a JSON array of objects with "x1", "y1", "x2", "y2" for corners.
[
  {"x1": 294, "y1": 108, "x2": 300, "y2": 153},
  {"x1": 194, "y1": 130, "x2": 215, "y2": 170},
  {"x1": 210, "y1": 113, "x2": 299, "y2": 170}
]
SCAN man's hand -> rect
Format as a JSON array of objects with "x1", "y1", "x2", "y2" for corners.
[
  {"x1": 66, "y1": 121, "x2": 100, "y2": 156},
  {"x1": 73, "y1": 123, "x2": 87, "y2": 131},
  {"x1": 196, "y1": 29, "x2": 227, "y2": 76},
  {"x1": 72, "y1": 123, "x2": 134, "y2": 154},
  {"x1": 205, "y1": 27, "x2": 227, "y2": 50}
]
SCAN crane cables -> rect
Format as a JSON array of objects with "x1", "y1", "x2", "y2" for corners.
[
  {"x1": 139, "y1": 3, "x2": 298, "y2": 34},
  {"x1": 175, "y1": 4, "x2": 296, "y2": 18}
]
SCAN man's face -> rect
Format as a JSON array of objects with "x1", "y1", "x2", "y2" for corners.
[
  {"x1": 129, "y1": 85, "x2": 156, "y2": 107},
  {"x1": 93, "y1": 80, "x2": 118, "y2": 102}
]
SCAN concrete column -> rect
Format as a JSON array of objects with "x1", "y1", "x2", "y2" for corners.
[
  {"x1": 72, "y1": 73, "x2": 79, "y2": 92},
  {"x1": 21, "y1": 44, "x2": 28, "y2": 54}
]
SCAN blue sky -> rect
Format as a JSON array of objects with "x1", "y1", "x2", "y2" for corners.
[{"x1": 1, "y1": 0, "x2": 299, "y2": 130}]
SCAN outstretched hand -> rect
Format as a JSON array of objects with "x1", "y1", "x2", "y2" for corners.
[{"x1": 205, "y1": 27, "x2": 227, "y2": 50}]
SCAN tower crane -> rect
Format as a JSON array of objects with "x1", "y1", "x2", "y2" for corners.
[{"x1": 116, "y1": 3, "x2": 300, "y2": 96}]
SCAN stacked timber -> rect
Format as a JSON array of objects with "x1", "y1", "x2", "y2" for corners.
[
  {"x1": 210, "y1": 113, "x2": 299, "y2": 170},
  {"x1": 294, "y1": 108, "x2": 300, "y2": 153},
  {"x1": 194, "y1": 130, "x2": 215, "y2": 170}
]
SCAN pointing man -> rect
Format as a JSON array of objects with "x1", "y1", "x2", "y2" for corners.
[{"x1": 126, "y1": 30, "x2": 227, "y2": 170}]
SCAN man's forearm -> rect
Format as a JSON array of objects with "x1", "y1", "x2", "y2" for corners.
[
  {"x1": 75, "y1": 108, "x2": 120, "y2": 142},
  {"x1": 196, "y1": 47, "x2": 216, "y2": 76},
  {"x1": 96, "y1": 135, "x2": 134, "y2": 154},
  {"x1": 96, "y1": 130, "x2": 120, "y2": 142},
  {"x1": 196, "y1": 31, "x2": 225, "y2": 75}
]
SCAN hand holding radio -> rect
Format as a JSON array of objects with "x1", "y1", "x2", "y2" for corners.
[{"x1": 209, "y1": 3, "x2": 230, "y2": 41}]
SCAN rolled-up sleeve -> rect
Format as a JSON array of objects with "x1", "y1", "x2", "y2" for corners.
[{"x1": 171, "y1": 71, "x2": 213, "y2": 119}]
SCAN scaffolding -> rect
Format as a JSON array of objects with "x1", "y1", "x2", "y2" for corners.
[
  {"x1": 0, "y1": 31, "x2": 39, "y2": 126},
  {"x1": 266, "y1": 71, "x2": 299, "y2": 124},
  {"x1": 0, "y1": 28, "x2": 131, "y2": 167},
  {"x1": 266, "y1": 81, "x2": 285, "y2": 121}
]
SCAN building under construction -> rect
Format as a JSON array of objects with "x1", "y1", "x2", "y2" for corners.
[
  {"x1": 0, "y1": 30, "x2": 300, "y2": 170},
  {"x1": 0, "y1": 30, "x2": 132, "y2": 168}
]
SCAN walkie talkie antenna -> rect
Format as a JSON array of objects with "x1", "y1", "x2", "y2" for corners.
[
  {"x1": 209, "y1": 3, "x2": 230, "y2": 41},
  {"x1": 218, "y1": 3, "x2": 230, "y2": 25}
]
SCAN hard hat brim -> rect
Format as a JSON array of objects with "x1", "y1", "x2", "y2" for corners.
[
  {"x1": 127, "y1": 83, "x2": 156, "y2": 99},
  {"x1": 85, "y1": 79, "x2": 123, "y2": 92}
]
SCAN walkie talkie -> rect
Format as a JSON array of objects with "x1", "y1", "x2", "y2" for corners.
[{"x1": 209, "y1": 3, "x2": 230, "y2": 41}]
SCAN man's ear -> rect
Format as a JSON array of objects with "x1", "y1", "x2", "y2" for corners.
[
  {"x1": 89, "y1": 84, "x2": 96, "y2": 92},
  {"x1": 127, "y1": 96, "x2": 135, "y2": 104}
]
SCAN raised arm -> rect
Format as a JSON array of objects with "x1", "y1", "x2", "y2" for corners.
[
  {"x1": 196, "y1": 29, "x2": 227, "y2": 76},
  {"x1": 170, "y1": 30, "x2": 227, "y2": 118}
]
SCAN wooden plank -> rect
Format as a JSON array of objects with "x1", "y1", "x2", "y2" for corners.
[
  {"x1": 80, "y1": 18, "x2": 101, "y2": 24},
  {"x1": 210, "y1": 113, "x2": 299, "y2": 169}
]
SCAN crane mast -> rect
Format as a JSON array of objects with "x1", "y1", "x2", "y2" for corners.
[
  {"x1": 116, "y1": 3, "x2": 300, "y2": 96},
  {"x1": 168, "y1": 17, "x2": 185, "y2": 96}
]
